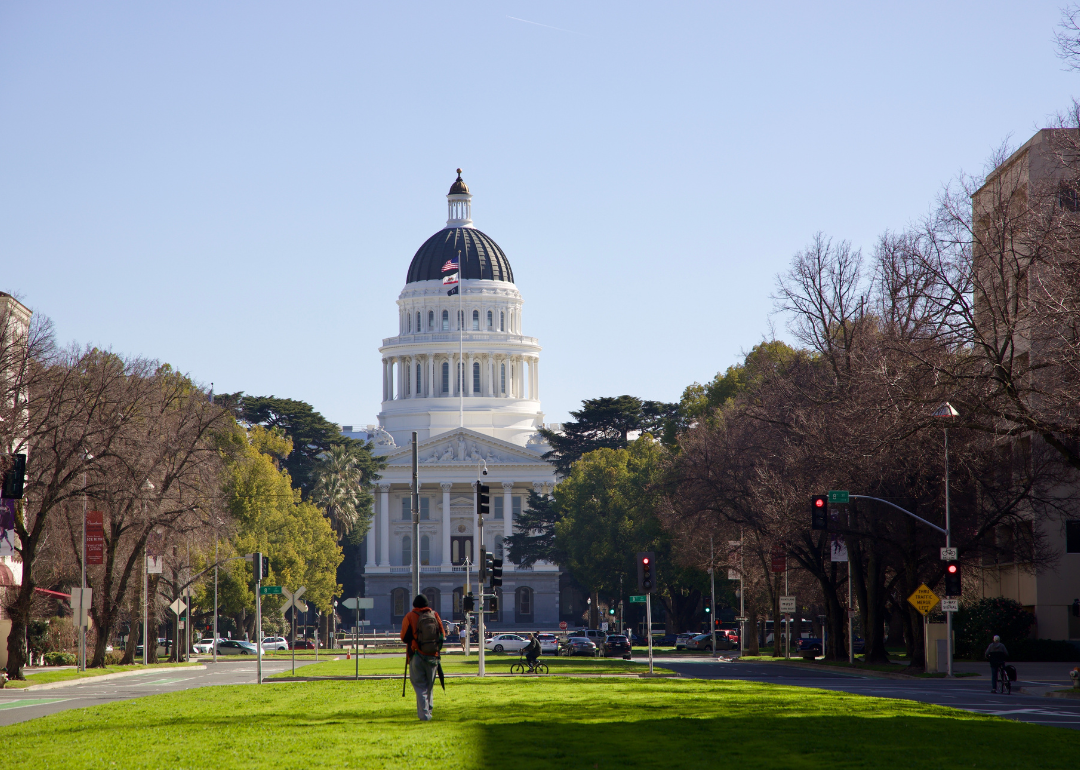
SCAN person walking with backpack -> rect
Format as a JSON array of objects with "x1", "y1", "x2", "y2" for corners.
[
  {"x1": 985, "y1": 635, "x2": 1009, "y2": 693},
  {"x1": 400, "y1": 594, "x2": 445, "y2": 721}
]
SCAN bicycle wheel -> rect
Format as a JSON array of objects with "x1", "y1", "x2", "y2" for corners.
[
  {"x1": 510, "y1": 662, "x2": 525, "y2": 674},
  {"x1": 536, "y1": 662, "x2": 549, "y2": 674}
]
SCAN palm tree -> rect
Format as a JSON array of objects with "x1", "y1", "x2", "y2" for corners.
[{"x1": 311, "y1": 444, "x2": 377, "y2": 539}]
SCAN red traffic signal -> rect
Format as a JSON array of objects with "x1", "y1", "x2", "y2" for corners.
[
  {"x1": 636, "y1": 551, "x2": 655, "y2": 594},
  {"x1": 944, "y1": 561, "x2": 961, "y2": 596},
  {"x1": 811, "y1": 495, "x2": 828, "y2": 530}
]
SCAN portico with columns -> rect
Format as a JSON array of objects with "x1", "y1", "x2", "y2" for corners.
[{"x1": 359, "y1": 171, "x2": 559, "y2": 630}]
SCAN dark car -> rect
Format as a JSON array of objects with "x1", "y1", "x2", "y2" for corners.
[
  {"x1": 686, "y1": 633, "x2": 735, "y2": 652},
  {"x1": 559, "y1": 637, "x2": 597, "y2": 657},
  {"x1": 657, "y1": 633, "x2": 678, "y2": 646},
  {"x1": 290, "y1": 639, "x2": 316, "y2": 650},
  {"x1": 796, "y1": 638, "x2": 822, "y2": 655},
  {"x1": 602, "y1": 634, "x2": 632, "y2": 659}
]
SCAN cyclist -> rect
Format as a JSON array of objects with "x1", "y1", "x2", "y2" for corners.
[
  {"x1": 985, "y1": 635, "x2": 1009, "y2": 693},
  {"x1": 523, "y1": 633, "x2": 542, "y2": 672}
]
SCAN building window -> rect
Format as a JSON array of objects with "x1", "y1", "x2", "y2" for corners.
[
  {"x1": 513, "y1": 496, "x2": 522, "y2": 519},
  {"x1": 500, "y1": 311, "x2": 505, "y2": 331},
  {"x1": 494, "y1": 535, "x2": 504, "y2": 559},
  {"x1": 487, "y1": 310, "x2": 493, "y2": 328},
  {"x1": 401, "y1": 535, "x2": 411, "y2": 566},
  {"x1": 429, "y1": 310, "x2": 434, "y2": 330},
  {"x1": 442, "y1": 362, "x2": 449, "y2": 393},
  {"x1": 458, "y1": 310, "x2": 464, "y2": 329},
  {"x1": 472, "y1": 310, "x2": 480, "y2": 330},
  {"x1": 1067, "y1": 521, "x2": 1080, "y2": 553},
  {"x1": 416, "y1": 364, "x2": 422, "y2": 395},
  {"x1": 473, "y1": 362, "x2": 480, "y2": 393},
  {"x1": 500, "y1": 364, "x2": 506, "y2": 393},
  {"x1": 420, "y1": 535, "x2": 431, "y2": 566},
  {"x1": 515, "y1": 587, "x2": 533, "y2": 621},
  {"x1": 452, "y1": 587, "x2": 464, "y2": 620},
  {"x1": 392, "y1": 588, "x2": 407, "y2": 619},
  {"x1": 416, "y1": 312, "x2": 421, "y2": 332},
  {"x1": 493, "y1": 496, "x2": 504, "y2": 520},
  {"x1": 442, "y1": 310, "x2": 449, "y2": 331},
  {"x1": 423, "y1": 587, "x2": 440, "y2": 612},
  {"x1": 405, "y1": 365, "x2": 411, "y2": 396},
  {"x1": 407, "y1": 314, "x2": 411, "y2": 333},
  {"x1": 401, "y1": 497, "x2": 409, "y2": 521},
  {"x1": 420, "y1": 497, "x2": 429, "y2": 520},
  {"x1": 402, "y1": 496, "x2": 431, "y2": 521}
]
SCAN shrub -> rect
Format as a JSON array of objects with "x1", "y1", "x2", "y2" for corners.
[
  {"x1": 104, "y1": 651, "x2": 124, "y2": 666},
  {"x1": 954, "y1": 597, "x2": 1035, "y2": 659},
  {"x1": 43, "y1": 652, "x2": 77, "y2": 666}
]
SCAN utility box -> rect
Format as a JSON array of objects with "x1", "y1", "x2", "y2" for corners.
[{"x1": 925, "y1": 623, "x2": 949, "y2": 673}]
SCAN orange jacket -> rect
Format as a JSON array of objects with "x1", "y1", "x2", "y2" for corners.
[{"x1": 400, "y1": 607, "x2": 444, "y2": 656}]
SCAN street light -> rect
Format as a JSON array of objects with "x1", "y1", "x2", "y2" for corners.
[
  {"x1": 80, "y1": 452, "x2": 93, "y2": 672},
  {"x1": 141, "y1": 479, "x2": 155, "y2": 667},
  {"x1": 932, "y1": 402, "x2": 959, "y2": 677}
]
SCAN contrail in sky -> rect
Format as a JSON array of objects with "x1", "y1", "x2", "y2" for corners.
[{"x1": 506, "y1": 16, "x2": 581, "y2": 35}]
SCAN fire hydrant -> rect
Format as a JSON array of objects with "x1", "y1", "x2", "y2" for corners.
[
  {"x1": 1070, "y1": 667, "x2": 1079, "y2": 689},
  {"x1": 0, "y1": 670, "x2": 8, "y2": 689}
]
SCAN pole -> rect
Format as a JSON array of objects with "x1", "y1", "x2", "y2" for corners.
[
  {"x1": 478, "y1": 507, "x2": 486, "y2": 677},
  {"x1": 292, "y1": 601, "x2": 297, "y2": 677},
  {"x1": 463, "y1": 557, "x2": 471, "y2": 658},
  {"x1": 80, "y1": 471, "x2": 87, "y2": 672},
  {"x1": 256, "y1": 563, "x2": 263, "y2": 685},
  {"x1": 784, "y1": 562, "x2": 790, "y2": 660},
  {"x1": 143, "y1": 546, "x2": 148, "y2": 666},
  {"x1": 944, "y1": 426, "x2": 953, "y2": 678},
  {"x1": 710, "y1": 536, "x2": 717, "y2": 659},
  {"x1": 738, "y1": 533, "x2": 745, "y2": 658},
  {"x1": 355, "y1": 595, "x2": 360, "y2": 679},
  {"x1": 213, "y1": 533, "x2": 218, "y2": 664},
  {"x1": 458, "y1": 250, "x2": 463, "y2": 428},
  {"x1": 645, "y1": 592, "x2": 654, "y2": 675},
  {"x1": 411, "y1": 432, "x2": 419, "y2": 598},
  {"x1": 848, "y1": 560, "x2": 854, "y2": 664}
]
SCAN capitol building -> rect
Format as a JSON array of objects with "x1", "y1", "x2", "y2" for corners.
[{"x1": 354, "y1": 171, "x2": 560, "y2": 630}]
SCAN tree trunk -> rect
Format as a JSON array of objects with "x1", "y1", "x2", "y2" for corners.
[{"x1": 146, "y1": 574, "x2": 160, "y2": 664}]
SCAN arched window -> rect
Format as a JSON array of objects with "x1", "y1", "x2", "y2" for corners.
[
  {"x1": 416, "y1": 364, "x2": 422, "y2": 395},
  {"x1": 428, "y1": 310, "x2": 434, "y2": 330},
  {"x1": 500, "y1": 364, "x2": 506, "y2": 394},
  {"x1": 416, "y1": 311, "x2": 421, "y2": 332},
  {"x1": 452, "y1": 586, "x2": 465, "y2": 620},
  {"x1": 494, "y1": 535, "x2": 504, "y2": 559},
  {"x1": 392, "y1": 588, "x2": 407, "y2": 619},
  {"x1": 401, "y1": 535, "x2": 411, "y2": 566},
  {"x1": 441, "y1": 362, "x2": 450, "y2": 393},
  {"x1": 515, "y1": 587, "x2": 533, "y2": 622},
  {"x1": 458, "y1": 310, "x2": 464, "y2": 329},
  {"x1": 487, "y1": 310, "x2": 493, "y2": 328},
  {"x1": 405, "y1": 365, "x2": 411, "y2": 396},
  {"x1": 423, "y1": 587, "x2": 440, "y2": 614},
  {"x1": 500, "y1": 311, "x2": 505, "y2": 331},
  {"x1": 472, "y1": 362, "x2": 480, "y2": 393},
  {"x1": 472, "y1": 310, "x2": 479, "y2": 330},
  {"x1": 442, "y1": 310, "x2": 449, "y2": 331},
  {"x1": 420, "y1": 535, "x2": 430, "y2": 566}
]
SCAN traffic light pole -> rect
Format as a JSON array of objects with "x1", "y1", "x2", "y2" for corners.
[
  {"x1": 645, "y1": 592, "x2": 654, "y2": 675},
  {"x1": 944, "y1": 426, "x2": 953, "y2": 678},
  {"x1": 477, "y1": 539, "x2": 486, "y2": 677},
  {"x1": 709, "y1": 536, "x2": 717, "y2": 660},
  {"x1": 255, "y1": 561, "x2": 263, "y2": 685}
]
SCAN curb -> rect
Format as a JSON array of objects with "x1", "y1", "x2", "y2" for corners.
[
  {"x1": 10, "y1": 665, "x2": 206, "y2": 691},
  {"x1": 731, "y1": 658, "x2": 969, "y2": 681},
  {"x1": 266, "y1": 672, "x2": 680, "y2": 683}
]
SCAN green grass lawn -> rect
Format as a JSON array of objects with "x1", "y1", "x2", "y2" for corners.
[
  {"x1": 4, "y1": 662, "x2": 201, "y2": 689},
  {"x1": 273, "y1": 654, "x2": 670, "y2": 677},
  {"x1": 2, "y1": 677, "x2": 1076, "y2": 768}
]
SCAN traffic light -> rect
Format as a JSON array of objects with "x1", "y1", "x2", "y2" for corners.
[
  {"x1": 705, "y1": 606, "x2": 711, "y2": 615},
  {"x1": 944, "y1": 563, "x2": 961, "y2": 596},
  {"x1": 479, "y1": 547, "x2": 488, "y2": 583},
  {"x1": 476, "y1": 483, "x2": 491, "y2": 516},
  {"x1": 609, "y1": 607, "x2": 616, "y2": 616},
  {"x1": 636, "y1": 551, "x2": 655, "y2": 593},
  {"x1": 489, "y1": 557, "x2": 503, "y2": 588},
  {"x1": 811, "y1": 495, "x2": 828, "y2": 531},
  {"x1": 2, "y1": 453, "x2": 26, "y2": 499},
  {"x1": 488, "y1": 594, "x2": 499, "y2": 615},
  {"x1": 253, "y1": 552, "x2": 269, "y2": 580},
  {"x1": 463, "y1": 593, "x2": 475, "y2": 613}
]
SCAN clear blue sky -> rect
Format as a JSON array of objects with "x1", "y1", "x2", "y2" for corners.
[{"x1": 1, "y1": 2, "x2": 1075, "y2": 426}]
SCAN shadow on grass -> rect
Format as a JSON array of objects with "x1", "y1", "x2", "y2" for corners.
[{"x1": 478, "y1": 713, "x2": 1077, "y2": 768}]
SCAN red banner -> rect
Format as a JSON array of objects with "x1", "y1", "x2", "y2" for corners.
[
  {"x1": 86, "y1": 510, "x2": 105, "y2": 565},
  {"x1": 770, "y1": 547, "x2": 786, "y2": 573}
]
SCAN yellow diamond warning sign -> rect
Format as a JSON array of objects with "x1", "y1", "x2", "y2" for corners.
[{"x1": 907, "y1": 584, "x2": 940, "y2": 616}]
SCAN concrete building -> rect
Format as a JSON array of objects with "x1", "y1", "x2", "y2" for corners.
[
  {"x1": 971, "y1": 130, "x2": 1080, "y2": 643},
  {"x1": 356, "y1": 172, "x2": 560, "y2": 631}
]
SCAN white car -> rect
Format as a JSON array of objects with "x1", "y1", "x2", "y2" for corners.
[
  {"x1": 193, "y1": 638, "x2": 225, "y2": 654},
  {"x1": 537, "y1": 633, "x2": 559, "y2": 654},
  {"x1": 262, "y1": 637, "x2": 288, "y2": 651},
  {"x1": 484, "y1": 633, "x2": 530, "y2": 654}
]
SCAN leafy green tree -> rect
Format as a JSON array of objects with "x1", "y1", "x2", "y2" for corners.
[
  {"x1": 539, "y1": 395, "x2": 678, "y2": 475},
  {"x1": 311, "y1": 444, "x2": 380, "y2": 541},
  {"x1": 553, "y1": 438, "x2": 705, "y2": 631},
  {"x1": 678, "y1": 340, "x2": 801, "y2": 426},
  {"x1": 505, "y1": 489, "x2": 561, "y2": 568}
]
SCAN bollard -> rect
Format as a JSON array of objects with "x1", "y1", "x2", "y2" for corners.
[{"x1": 1070, "y1": 667, "x2": 1079, "y2": 689}]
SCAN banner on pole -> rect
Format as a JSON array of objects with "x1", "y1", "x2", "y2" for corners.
[
  {"x1": 830, "y1": 535, "x2": 848, "y2": 562},
  {"x1": 86, "y1": 510, "x2": 105, "y2": 565},
  {"x1": 146, "y1": 555, "x2": 163, "y2": 574}
]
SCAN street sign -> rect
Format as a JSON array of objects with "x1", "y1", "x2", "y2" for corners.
[
  {"x1": 146, "y1": 555, "x2": 163, "y2": 574},
  {"x1": 601, "y1": 622, "x2": 609, "y2": 631},
  {"x1": 734, "y1": 616, "x2": 749, "y2": 622},
  {"x1": 342, "y1": 597, "x2": 373, "y2": 610},
  {"x1": 779, "y1": 596, "x2": 796, "y2": 614},
  {"x1": 169, "y1": 598, "x2": 187, "y2": 616},
  {"x1": 847, "y1": 609, "x2": 856, "y2": 619},
  {"x1": 727, "y1": 569, "x2": 740, "y2": 580},
  {"x1": 907, "y1": 584, "x2": 940, "y2": 616},
  {"x1": 69, "y1": 587, "x2": 92, "y2": 628},
  {"x1": 940, "y1": 598, "x2": 959, "y2": 612},
  {"x1": 828, "y1": 490, "x2": 850, "y2": 504},
  {"x1": 940, "y1": 547, "x2": 958, "y2": 561},
  {"x1": 629, "y1": 595, "x2": 646, "y2": 603},
  {"x1": 260, "y1": 586, "x2": 283, "y2": 595},
  {"x1": 559, "y1": 621, "x2": 568, "y2": 630},
  {"x1": 282, "y1": 598, "x2": 308, "y2": 614}
]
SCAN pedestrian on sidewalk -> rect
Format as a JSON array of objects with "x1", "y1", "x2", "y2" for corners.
[
  {"x1": 400, "y1": 594, "x2": 445, "y2": 721},
  {"x1": 985, "y1": 635, "x2": 1009, "y2": 693}
]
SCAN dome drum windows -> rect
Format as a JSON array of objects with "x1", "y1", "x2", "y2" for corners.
[
  {"x1": 442, "y1": 310, "x2": 449, "y2": 331},
  {"x1": 429, "y1": 310, "x2": 435, "y2": 330},
  {"x1": 487, "y1": 310, "x2": 493, "y2": 329},
  {"x1": 441, "y1": 361, "x2": 450, "y2": 394},
  {"x1": 472, "y1": 310, "x2": 480, "y2": 330}
]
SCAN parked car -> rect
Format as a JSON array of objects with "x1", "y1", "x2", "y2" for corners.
[
  {"x1": 657, "y1": 633, "x2": 679, "y2": 646},
  {"x1": 567, "y1": 628, "x2": 606, "y2": 643},
  {"x1": 135, "y1": 639, "x2": 173, "y2": 658},
  {"x1": 686, "y1": 633, "x2": 736, "y2": 652},
  {"x1": 290, "y1": 638, "x2": 316, "y2": 650},
  {"x1": 560, "y1": 637, "x2": 597, "y2": 657},
  {"x1": 262, "y1": 637, "x2": 288, "y2": 651},
  {"x1": 602, "y1": 635, "x2": 632, "y2": 659},
  {"x1": 192, "y1": 637, "x2": 226, "y2": 654},
  {"x1": 216, "y1": 640, "x2": 258, "y2": 655},
  {"x1": 675, "y1": 633, "x2": 695, "y2": 650},
  {"x1": 796, "y1": 638, "x2": 823, "y2": 655},
  {"x1": 485, "y1": 634, "x2": 530, "y2": 654},
  {"x1": 536, "y1": 633, "x2": 559, "y2": 654}
]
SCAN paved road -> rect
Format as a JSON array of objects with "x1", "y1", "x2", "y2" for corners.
[
  {"x1": 0, "y1": 658, "x2": 320, "y2": 727},
  {"x1": 661, "y1": 657, "x2": 1080, "y2": 730}
]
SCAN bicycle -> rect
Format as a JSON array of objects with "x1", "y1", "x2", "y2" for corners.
[
  {"x1": 510, "y1": 655, "x2": 549, "y2": 675},
  {"x1": 995, "y1": 663, "x2": 1013, "y2": 695}
]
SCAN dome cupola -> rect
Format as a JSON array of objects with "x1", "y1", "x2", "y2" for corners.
[{"x1": 446, "y1": 168, "x2": 473, "y2": 228}]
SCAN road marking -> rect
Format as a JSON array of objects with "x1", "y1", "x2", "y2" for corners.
[
  {"x1": 132, "y1": 678, "x2": 193, "y2": 686},
  {"x1": 0, "y1": 698, "x2": 70, "y2": 710}
]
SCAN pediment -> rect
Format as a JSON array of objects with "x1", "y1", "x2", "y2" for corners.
[{"x1": 382, "y1": 428, "x2": 551, "y2": 468}]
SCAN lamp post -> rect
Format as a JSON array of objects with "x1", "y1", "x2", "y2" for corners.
[
  {"x1": 141, "y1": 480, "x2": 154, "y2": 667},
  {"x1": 932, "y1": 401, "x2": 960, "y2": 677},
  {"x1": 79, "y1": 452, "x2": 93, "y2": 672}
]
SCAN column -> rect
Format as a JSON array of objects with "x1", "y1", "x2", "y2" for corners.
[
  {"x1": 468, "y1": 353, "x2": 475, "y2": 397},
  {"x1": 440, "y1": 482, "x2": 452, "y2": 567},
  {"x1": 503, "y1": 482, "x2": 514, "y2": 541},
  {"x1": 533, "y1": 358, "x2": 540, "y2": 400},
  {"x1": 382, "y1": 359, "x2": 388, "y2": 401},
  {"x1": 379, "y1": 483, "x2": 391, "y2": 566},
  {"x1": 397, "y1": 358, "x2": 404, "y2": 400},
  {"x1": 365, "y1": 519, "x2": 376, "y2": 568},
  {"x1": 485, "y1": 355, "x2": 493, "y2": 397},
  {"x1": 428, "y1": 355, "x2": 436, "y2": 398}
]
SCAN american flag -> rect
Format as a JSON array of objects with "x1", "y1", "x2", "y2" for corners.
[{"x1": 441, "y1": 258, "x2": 459, "y2": 273}]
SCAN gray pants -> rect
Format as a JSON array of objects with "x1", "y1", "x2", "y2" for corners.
[{"x1": 409, "y1": 654, "x2": 438, "y2": 721}]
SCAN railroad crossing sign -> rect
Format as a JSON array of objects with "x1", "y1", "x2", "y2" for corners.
[
  {"x1": 779, "y1": 596, "x2": 797, "y2": 614},
  {"x1": 168, "y1": 598, "x2": 187, "y2": 616},
  {"x1": 280, "y1": 586, "x2": 308, "y2": 615},
  {"x1": 828, "y1": 490, "x2": 850, "y2": 504},
  {"x1": 907, "y1": 584, "x2": 940, "y2": 616}
]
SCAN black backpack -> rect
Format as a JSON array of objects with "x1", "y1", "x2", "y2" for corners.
[{"x1": 415, "y1": 610, "x2": 441, "y2": 656}]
